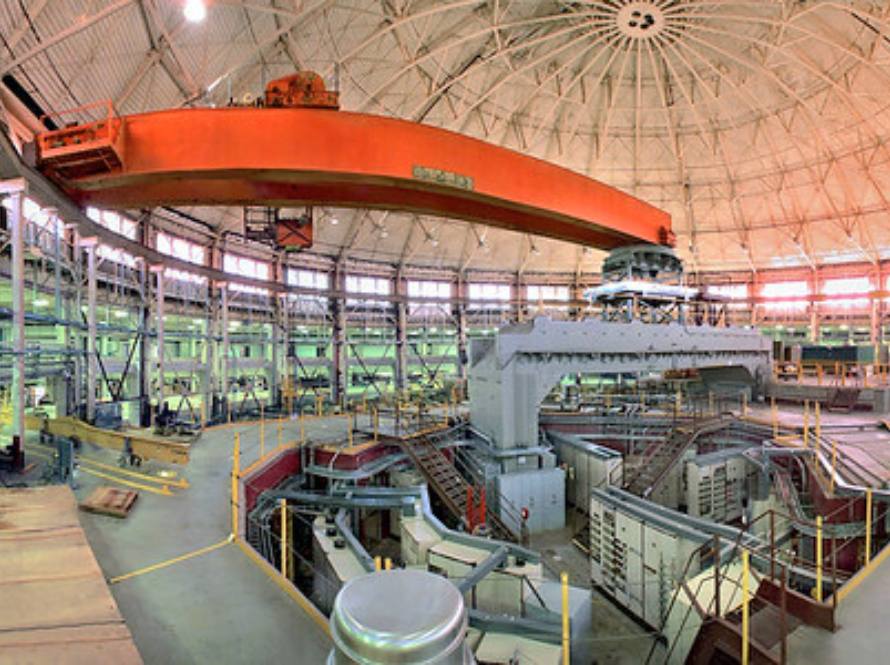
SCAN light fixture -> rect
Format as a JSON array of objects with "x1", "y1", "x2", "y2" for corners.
[
  {"x1": 183, "y1": 0, "x2": 207, "y2": 23},
  {"x1": 330, "y1": 216, "x2": 339, "y2": 226},
  {"x1": 114, "y1": 309, "x2": 128, "y2": 318},
  {"x1": 33, "y1": 298, "x2": 49, "y2": 308},
  {"x1": 379, "y1": 226, "x2": 389, "y2": 239}
]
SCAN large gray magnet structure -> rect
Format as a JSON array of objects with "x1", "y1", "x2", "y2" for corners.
[{"x1": 468, "y1": 317, "x2": 771, "y2": 449}]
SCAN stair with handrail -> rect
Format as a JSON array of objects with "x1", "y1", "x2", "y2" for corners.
[{"x1": 394, "y1": 433, "x2": 520, "y2": 543}]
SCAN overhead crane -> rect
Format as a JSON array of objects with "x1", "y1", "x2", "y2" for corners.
[{"x1": 29, "y1": 71, "x2": 672, "y2": 252}]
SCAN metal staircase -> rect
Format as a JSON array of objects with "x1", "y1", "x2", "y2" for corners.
[
  {"x1": 395, "y1": 434, "x2": 519, "y2": 543},
  {"x1": 623, "y1": 418, "x2": 723, "y2": 498}
]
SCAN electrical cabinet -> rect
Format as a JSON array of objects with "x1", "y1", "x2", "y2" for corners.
[
  {"x1": 686, "y1": 450, "x2": 749, "y2": 523},
  {"x1": 552, "y1": 432, "x2": 623, "y2": 511},
  {"x1": 590, "y1": 489, "x2": 705, "y2": 628}
]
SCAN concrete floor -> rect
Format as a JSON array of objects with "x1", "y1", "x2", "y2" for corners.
[
  {"x1": 57, "y1": 416, "x2": 343, "y2": 665},
  {"x1": 787, "y1": 552, "x2": 890, "y2": 664}
]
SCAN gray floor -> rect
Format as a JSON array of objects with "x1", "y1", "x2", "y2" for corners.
[
  {"x1": 787, "y1": 552, "x2": 890, "y2": 664},
  {"x1": 65, "y1": 417, "x2": 341, "y2": 665}
]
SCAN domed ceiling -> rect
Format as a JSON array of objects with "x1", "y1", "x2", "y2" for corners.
[{"x1": 3, "y1": 0, "x2": 890, "y2": 274}]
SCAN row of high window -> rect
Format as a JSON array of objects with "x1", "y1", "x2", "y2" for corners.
[
  {"x1": 708, "y1": 277, "x2": 879, "y2": 310},
  {"x1": 13, "y1": 198, "x2": 886, "y2": 313},
  {"x1": 11, "y1": 199, "x2": 576, "y2": 308}
]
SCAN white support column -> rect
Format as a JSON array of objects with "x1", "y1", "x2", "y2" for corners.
[
  {"x1": 271, "y1": 296, "x2": 282, "y2": 406},
  {"x1": 394, "y1": 271, "x2": 408, "y2": 392},
  {"x1": 68, "y1": 225, "x2": 83, "y2": 411},
  {"x1": 872, "y1": 266, "x2": 882, "y2": 356},
  {"x1": 81, "y1": 236, "x2": 99, "y2": 423},
  {"x1": 220, "y1": 282, "x2": 229, "y2": 407},
  {"x1": 809, "y1": 268, "x2": 820, "y2": 343},
  {"x1": 278, "y1": 292, "x2": 289, "y2": 403},
  {"x1": 3, "y1": 180, "x2": 26, "y2": 445},
  {"x1": 150, "y1": 264, "x2": 165, "y2": 417},
  {"x1": 455, "y1": 277, "x2": 468, "y2": 385},
  {"x1": 205, "y1": 293, "x2": 215, "y2": 422},
  {"x1": 331, "y1": 266, "x2": 347, "y2": 406}
]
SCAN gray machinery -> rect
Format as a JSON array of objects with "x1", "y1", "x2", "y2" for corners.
[
  {"x1": 466, "y1": 245, "x2": 770, "y2": 537},
  {"x1": 469, "y1": 245, "x2": 771, "y2": 450},
  {"x1": 469, "y1": 317, "x2": 770, "y2": 449}
]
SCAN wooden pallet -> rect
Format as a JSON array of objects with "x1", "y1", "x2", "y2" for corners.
[{"x1": 79, "y1": 486, "x2": 138, "y2": 518}]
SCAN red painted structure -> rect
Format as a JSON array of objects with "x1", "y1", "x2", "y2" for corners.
[{"x1": 33, "y1": 93, "x2": 672, "y2": 251}]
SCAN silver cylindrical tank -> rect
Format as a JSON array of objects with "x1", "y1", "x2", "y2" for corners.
[{"x1": 327, "y1": 569, "x2": 473, "y2": 664}]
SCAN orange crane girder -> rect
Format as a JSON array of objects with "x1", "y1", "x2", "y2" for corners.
[{"x1": 34, "y1": 107, "x2": 671, "y2": 250}]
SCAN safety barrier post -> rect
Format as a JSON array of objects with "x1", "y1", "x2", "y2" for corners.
[
  {"x1": 866, "y1": 489, "x2": 873, "y2": 565},
  {"x1": 374, "y1": 556, "x2": 382, "y2": 571},
  {"x1": 277, "y1": 418, "x2": 283, "y2": 450},
  {"x1": 742, "y1": 549, "x2": 750, "y2": 665},
  {"x1": 817, "y1": 364, "x2": 823, "y2": 386},
  {"x1": 280, "y1": 498, "x2": 287, "y2": 578},
  {"x1": 348, "y1": 413, "x2": 354, "y2": 447},
  {"x1": 815, "y1": 401, "x2": 821, "y2": 440},
  {"x1": 803, "y1": 400, "x2": 810, "y2": 448},
  {"x1": 561, "y1": 571, "x2": 571, "y2": 665},
  {"x1": 830, "y1": 438, "x2": 837, "y2": 495},
  {"x1": 231, "y1": 432, "x2": 240, "y2": 538},
  {"x1": 771, "y1": 397, "x2": 778, "y2": 440},
  {"x1": 200, "y1": 400, "x2": 206, "y2": 429},
  {"x1": 373, "y1": 407, "x2": 379, "y2": 443},
  {"x1": 816, "y1": 516, "x2": 823, "y2": 602},
  {"x1": 742, "y1": 391, "x2": 748, "y2": 417},
  {"x1": 259, "y1": 403, "x2": 265, "y2": 459},
  {"x1": 299, "y1": 410, "x2": 305, "y2": 445},
  {"x1": 384, "y1": 558, "x2": 392, "y2": 571}
]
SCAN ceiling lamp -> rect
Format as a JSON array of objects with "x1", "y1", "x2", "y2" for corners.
[{"x1": 183, "y1": 0, "x2": 207, "y2": 23}]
